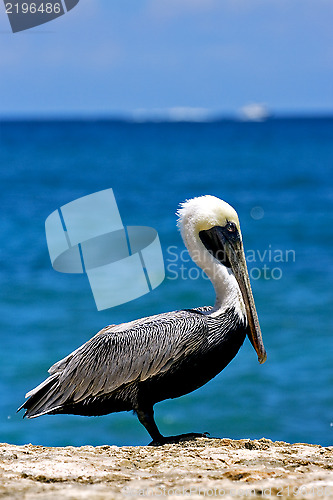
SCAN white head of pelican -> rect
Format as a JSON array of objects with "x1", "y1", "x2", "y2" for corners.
[{"x1": 177, "y1": 195, "x2": 266, "y2": 364}]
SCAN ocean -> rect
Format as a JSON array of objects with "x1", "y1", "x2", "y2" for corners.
[{"x1": 0, "y1": 117, "x2": 332, "y2": 447}]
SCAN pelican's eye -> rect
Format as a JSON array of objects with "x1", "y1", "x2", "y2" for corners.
[{"x1": 226, "y1": 221, "x2": 237, "y2": 233}]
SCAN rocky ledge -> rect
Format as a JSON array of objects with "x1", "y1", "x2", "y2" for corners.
[{"x1": 1, "y1": 438, "x2": 332, "y2": 499}]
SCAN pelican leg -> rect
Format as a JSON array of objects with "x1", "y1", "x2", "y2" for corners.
[
  {"x1": 136, "y1": 407, "x2": 210, "y2": 446},
  {"x1": 136, "y1": 407, "x2": 164, "y2": 444}
]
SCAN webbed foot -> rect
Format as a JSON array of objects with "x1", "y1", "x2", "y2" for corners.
[{"x1": 148, "y1": 431, "x2": 210, "y2": 446}]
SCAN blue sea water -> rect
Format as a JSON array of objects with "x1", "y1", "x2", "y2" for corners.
[{"x1": 0, "y1": 117, "x2": 332, "y2": 447}]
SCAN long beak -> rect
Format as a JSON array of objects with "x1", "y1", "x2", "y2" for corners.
[{"x1": 226, "y1": 238, "x2": 267, "y2": 364}]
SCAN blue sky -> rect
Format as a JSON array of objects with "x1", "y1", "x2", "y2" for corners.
[{"x1": 0, "y1": 0, "x2": 332, "y2": 116}]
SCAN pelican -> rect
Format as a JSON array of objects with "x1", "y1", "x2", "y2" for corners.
[{"x1": 18, "y1": 195, "x2": 267, "y2": 445}]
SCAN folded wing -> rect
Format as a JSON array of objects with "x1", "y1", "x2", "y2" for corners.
[{"x1": 19, "y1": 310, "x2": 208, "y2": 417}]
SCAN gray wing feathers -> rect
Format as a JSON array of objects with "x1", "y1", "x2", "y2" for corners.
[
  {"x1": 27, "y1": 312, "x2": 207, "y2": 412},
  {"x1": 25, "y1": 373, "x2": 58, "y2": 399}
]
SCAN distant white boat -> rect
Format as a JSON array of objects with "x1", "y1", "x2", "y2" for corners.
[{"x1": 239, "y1": 103, "x2": 271, "y2": 122}]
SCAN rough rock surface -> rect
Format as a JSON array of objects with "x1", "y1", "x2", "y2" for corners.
[{"x1": 1, "y1": 438, "x2": 333, "y2": 499}]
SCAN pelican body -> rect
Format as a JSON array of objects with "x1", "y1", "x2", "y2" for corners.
[{"x1": 19, "y1": 196, "x2": 267, "y2": 444}]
